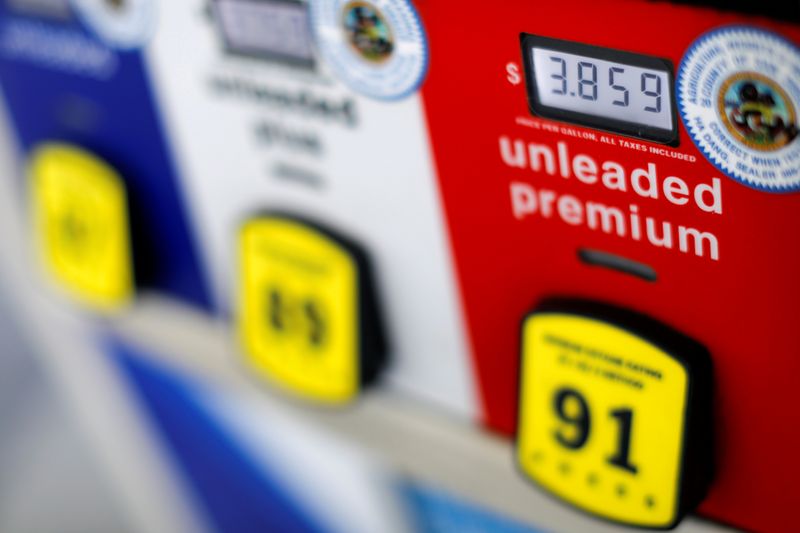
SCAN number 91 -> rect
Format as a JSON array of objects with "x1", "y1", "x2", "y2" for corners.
[{"x1": 553, "y1": 387, "x2": 638, "y2": 474}]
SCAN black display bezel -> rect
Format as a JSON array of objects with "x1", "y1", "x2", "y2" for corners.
[{"x1": 520, "y1": 34, "x2": 679, "y2": 146}]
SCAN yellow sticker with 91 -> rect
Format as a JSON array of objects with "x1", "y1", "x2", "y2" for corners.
[
  {"x1": 30, "y1": 144, "x2": 134, "y2": 311},
  {"x1": 237, "y1": 217, "x2": 360, "y2": 405},
  {"x1": 516, "y1": 309, "x2": 700, "y2": 528}
]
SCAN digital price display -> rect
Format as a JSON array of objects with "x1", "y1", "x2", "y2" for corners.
[
  {"x1": 522, "y1": 34, "x2": 678, "y2": 145},
  {"x1": 213, "y1": 0, "x2": 315, "y2": 67},
  {"x1": 6, "y1": 0, "x2": 71, "y2": 20}
]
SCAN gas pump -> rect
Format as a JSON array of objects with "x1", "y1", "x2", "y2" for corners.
[{"x1": 415, "y1": 1, "x2": 799, "y2": 530}]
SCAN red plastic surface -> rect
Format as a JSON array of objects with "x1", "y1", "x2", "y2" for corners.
[{"x1": 416, "y1": 1, "x2": 800, "y2": 531}]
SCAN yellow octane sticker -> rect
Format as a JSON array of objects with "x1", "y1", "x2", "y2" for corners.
[
  {"x1": 238, "y1": 217, "x2": 359, "y2": 405},
  {"x1": 30, "y1": 144, "x2": 133, "y2": 310},
  {"x1": 517, "y1": 313, "x2": 689, "y2": 528}
]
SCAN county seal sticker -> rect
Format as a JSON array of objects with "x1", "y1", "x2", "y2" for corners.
[
  {"x1": 310, "y1": 0, "x2": 428, "y2": 100},
  {"x1": 71, "y1": 0, "x2": 155, "y2": 49},
  {"x1": 678, "y1": 26, "x2": 800, "y2": 192}
]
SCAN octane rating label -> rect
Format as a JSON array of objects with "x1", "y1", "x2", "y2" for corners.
[
  {"x1": 310, "y1": 0, "x2": 428, "y2": 100},
  {"x1": 516, "y1": 312, "x2": 691, "y2": 528},
  {"x1": 30, "y1": 144, "x2": 134, "y2": 310},
  {"x1": 678, "y1": 26, "x2": 800, "y2": 192},
  {"x1": 237, "y1": 216, "x2": 361, "y2": 405}
]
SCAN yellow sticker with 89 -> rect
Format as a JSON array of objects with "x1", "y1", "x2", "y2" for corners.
[
  {"x1": 30, "y1": 144, "x2": 133, "y2": 310},
  {"x1": 238, "y1": 218, "x2": 359, "y2": 405},
  {"x1": 517, "y1": 312, "x2": 689, "y2": 528}
]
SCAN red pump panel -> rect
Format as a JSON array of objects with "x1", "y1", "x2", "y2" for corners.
[{"x1": 416, "y1": 1, "x2": 800, "y2": 531}]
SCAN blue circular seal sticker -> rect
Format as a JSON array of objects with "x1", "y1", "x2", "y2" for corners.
[
  {"x1": 310, "y1": 0, "x2": 428, "y2": 100},
  {"x1": 678, "y1": 26, "x2": 800, "y2": 192},
  {"x1": 71, "y1": 0, "x2": 155, "y2": 50}
]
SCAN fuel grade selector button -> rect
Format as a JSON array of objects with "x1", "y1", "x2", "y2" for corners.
[
  {"x1": 29, "y1": 143, "x2": 134, "y2": 311},
  {"x1": 516, "y1": 300, "x2": 712, "y2": 529},
  {"x1": 237, "y1": 215, "x2": 386, "y2": 405}
]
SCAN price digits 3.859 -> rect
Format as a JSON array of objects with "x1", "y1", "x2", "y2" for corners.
[{"x1": 549, "y1": 56, "x2": 662, "y2": 113}]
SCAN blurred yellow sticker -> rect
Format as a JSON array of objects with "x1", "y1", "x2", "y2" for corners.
[
  {"x1": 238, "y1": 217, "x2": 360, "y2": 405},
  {"x1": 517, "y1": 312, "x2": 692, "y2": 528},
  {"x1": 30, "y1": 144, "x2": 133, "y2": 310}
]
